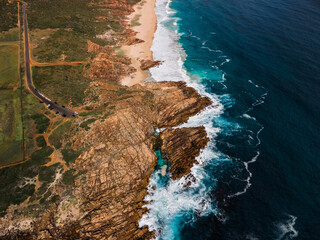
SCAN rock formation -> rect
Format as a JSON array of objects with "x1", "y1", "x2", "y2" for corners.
[
  {"x1": 160, "y1": 126, "x2": 209, "y2": 180},
  {"x1": 0, "y1": 0, "x2": 214, "y2": 238}
]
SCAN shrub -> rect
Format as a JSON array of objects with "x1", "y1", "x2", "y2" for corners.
[
  {"x1": 61, "y1": 149, "x2": 81, "y2": 165},
  {"x1": 62, "y1": 169, "x2": 76, "y2": 185},
  {"x1": 79, "y1": 118, "x2": 97, "y2": 130},
  {"x1": 31, "y1": 114, "x2": 50, "y2": 133},
  {"x1": 36, "y1": 135, "x2": 47, "y2": 147}
]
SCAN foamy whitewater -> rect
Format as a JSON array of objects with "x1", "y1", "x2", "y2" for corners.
[
  {"x1": 139, "y1": 0, "x2": 229, "y2": 238},
  {"x1": 137, "y1": 0, "x2": 320, "y2": 238}
]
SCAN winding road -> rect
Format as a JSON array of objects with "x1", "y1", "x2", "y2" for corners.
[{"x1": 22, "y1": 2, "x2": 77, "y2": 117}]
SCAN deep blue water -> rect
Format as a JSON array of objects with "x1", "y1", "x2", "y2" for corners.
[
  {"x1": 169, "y1": 0, "x2": 320, "y2": 239},
  {"x1": 139, "y1": 0, "x2": 320, "y2": 239}
]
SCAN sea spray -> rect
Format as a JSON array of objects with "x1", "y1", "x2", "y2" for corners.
[
  {"x1": 139, "y1": 0, "x2": 262, "y2": 238},
  {"x1": 139, "y1": 0, "x2": 226, "y2": 238}
]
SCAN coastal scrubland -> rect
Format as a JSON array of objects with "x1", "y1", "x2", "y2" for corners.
[
  {"x1": 0, "y1": 0, "x2": 212, "y2": 239},
  {"x1": 0, "y1": 0, "x2": 140, "y2": 223},
  {"x1": 0, "y1": 44, "x2": 23, "y2": 166}
]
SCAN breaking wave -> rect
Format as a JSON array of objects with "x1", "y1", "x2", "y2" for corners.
[{"x1": 139, "y1": 0, "x2": 263, "y2": 239}]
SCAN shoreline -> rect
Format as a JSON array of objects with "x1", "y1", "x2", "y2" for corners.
[{"x1": 121, "y1": 0, "x2": 157, "y2": 86}]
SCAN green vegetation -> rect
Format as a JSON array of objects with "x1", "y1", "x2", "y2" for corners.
[
  {"x1": 0, "y1": 45, "x2": 19, "y2": 88},
  {"x1": 61, "y1": 149, "x2": 81, "y2": 165},
  {"x1": 38, "y1": 163, "x2": 60, "y2": 183},
  {"x1": 49, "y1": 121, "x2": 73, "y2": 149},
  {"x1": 79, "y1": 109, "x2": 104, "y2": 117},
  {"x1": 131, "y1": 14, "x2": 141, "y2": 27},
  {"x1": 36, "y1": 135, "x2": 46, "y2": 147},
  {"x1": 27, "y1": 0, "x2": 123, "y2": 33},
  {"x1": 62, "y1": 169, "x2": 87, "y2": 185},
  {"x1": 33, "y1": 65, "x2": 90, "y2": 106},
  {"x1": 32, "y1": 29, "x2": 92, "y2": 62},
  {"x1": 52, "y1": 119, "x2": 63, "y2": 129},
  {"x1": 0, "y1": 28, "x2": 19, "y2": 42},
  {"x1": 21, "y1": 89, "x2": 50, "y2": 156},
  {"x1": 0, "y1": 0, "x2": 141, "y2": 218},
  {"x1": 0, "y1": 0, "x2": 18, "y2": 32},
  {"x1": 80, "y1": 118, "x2": 97, "y2": 130},
  {"x1": 27, "y1": 0, "x2": 128, "y2": 62},
  {"x1": 62, "y1": 169, "x2": 76, "y2": 185},
  {"x1": 34, "y1": 163, "x2": 62, "y2": 204},
  {"x1": 0, "y1": 43, "x2": 23, "y2": 166},
  {"x1": 0, "y1": 91, "x2": 23, "y2": 166},
  {"x1": 101, "y1": 112, "x2": 114, "y2": 121},
  {"x1": 0, "y1": 146, "x2": 53, "y2": 215},
  {"x1": 31, "y1": 113, "x2": 50, "y2": 133}
]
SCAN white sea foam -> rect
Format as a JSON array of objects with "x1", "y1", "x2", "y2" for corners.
[
  {"x1": 228, "y1": 122, "x2": 263, "y2": 198},
  {"x1": 228, "y1": 151, "x2": 260, "y2": 198},
  {"x1": 139, "y1": 0, "x2": 264, "y2": 237},
  {"x1": 139, "y1": 0, "x2": 226, "y2": 238},
  {"x1": 275, "y1": 215, "x2": 299, "y2": 240},
  {"x1": 220, "y1": 58, "x2": 231, "y2": 66},
  {"x1": 242, "y1": 113, "x2": 257, "y2": 121},
  {"x1": 246, "y1": 80, "x2": 268, "y2": 112},
  {"x1": 201, "y1": 40, "x2": 223, "y2": 53}
]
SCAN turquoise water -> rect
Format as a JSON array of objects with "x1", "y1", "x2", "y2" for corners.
[{"x1": 140, "y1": 0, "x2": 320, "y2": 239}]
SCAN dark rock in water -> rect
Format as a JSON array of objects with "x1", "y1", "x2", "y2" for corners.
[{"x1": 160, "y1": 126, "x2": 209, "y2": 180}]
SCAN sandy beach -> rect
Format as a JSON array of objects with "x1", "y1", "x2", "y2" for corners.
[{"x1": 121, "y1": 0, "x2": 157, "y2": 86}]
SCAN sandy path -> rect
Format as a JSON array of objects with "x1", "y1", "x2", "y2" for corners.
[{"x1": 121, "y1": 0, "x2": 157, "y2": 86}]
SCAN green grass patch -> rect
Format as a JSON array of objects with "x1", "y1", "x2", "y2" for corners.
[
  {"x1": 0, "y1": 44, "x2": 19, "y2": 88},
  {"x1": 79, "y1": 109, "x2": 104, "y2": 117},
  {"x1": 32, "y1": 65, "x2": 91, "y2": 107},
  {"x1": 0, "y1": 90, "x2": 23, "y2": 166},
  {"x1": 80, "y1": 118, "x2": 97, "y2": 130},
  {"x1": 31, "y1": 113, "x2": 50, "y2": 133}
]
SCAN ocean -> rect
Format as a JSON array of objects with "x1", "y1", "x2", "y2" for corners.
[{"x1": 139, "y1": 0, "x2": 320, "y2": 239}]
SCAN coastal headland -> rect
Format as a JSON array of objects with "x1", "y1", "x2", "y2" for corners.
[{"x1": 0, "y1": 0, "x2": 211, "y2": 239}]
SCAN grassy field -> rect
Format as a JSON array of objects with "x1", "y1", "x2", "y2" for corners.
[
  {"x1": 0, "y1": 44, "x2": 23, "y2": 166},
  {"x1": 0, "y1": 90, "x2": 23, "y2": 165},
  {"x1": 0, "y1": 45, "x2": 19, "y2": 88}
]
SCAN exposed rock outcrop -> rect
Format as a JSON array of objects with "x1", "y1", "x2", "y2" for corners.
[
  {"x1": 0, "y1": 81, "x2": 211, "y2": 239},
  {"x1": 160, "y1": 126, "x2": 209, "y2": 180},
  {"x1": 140, "y1": 59, "x2": 162, "y2": 70},
  {"x1": 0, "y1": 0, "x2": 214, "y2": 239},
  {"x1": 89, "y1": 52, "x2": 136, "y2": 82},
  {"x1": 71, "y1": 81, "x2": 211, "y2": 239}
]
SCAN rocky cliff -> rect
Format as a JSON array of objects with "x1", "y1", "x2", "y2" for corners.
[
  {"x1": 0, "y1": 81, "x2": 211, "y2": 239},
  {"x1": 0, "y1": 0, "x2": 213, "y2": 238}
]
